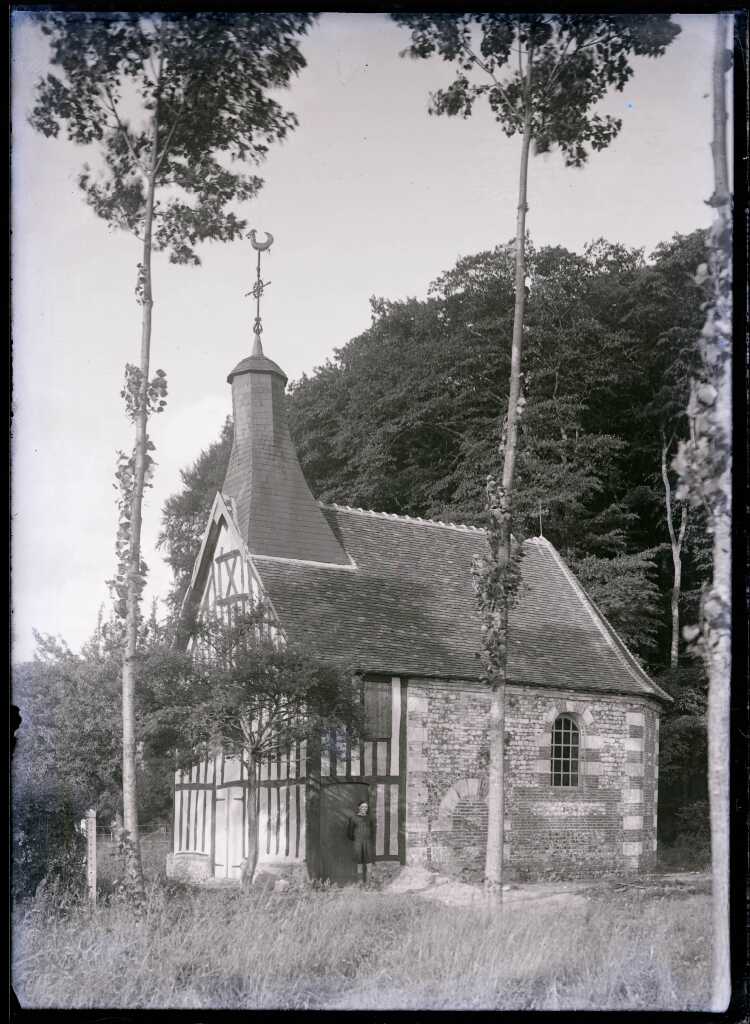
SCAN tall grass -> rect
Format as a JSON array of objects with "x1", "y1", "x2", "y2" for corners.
[{"x1": 12, "y1": 883, "x2": 710, "y2": 1010}]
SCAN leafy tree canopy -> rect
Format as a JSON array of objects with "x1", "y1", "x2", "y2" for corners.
[
  {"x1": 393, "y1": 14, "x2": 680, "y2": 166},
  {"x1": 30, "y1": 11, "x2": 317, "y2": 263},
  {"x1": 12, "y1": 617, "x2": 184, "y2": 828},
  {"x1": 143, "y1": 609, "x2": 363, "y2": 770}
]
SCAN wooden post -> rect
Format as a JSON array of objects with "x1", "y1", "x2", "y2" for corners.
[{"x1": 85, "y1": 808, "x2": 97, "y2": 905}]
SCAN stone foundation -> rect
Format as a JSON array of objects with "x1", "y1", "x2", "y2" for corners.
[{"x1": 166, "y1": 851, "x2": 212, "y2": 882}]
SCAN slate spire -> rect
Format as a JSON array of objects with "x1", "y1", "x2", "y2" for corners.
[{"x1": 222, "y1": 235, "x2": 348, "y2": 564}]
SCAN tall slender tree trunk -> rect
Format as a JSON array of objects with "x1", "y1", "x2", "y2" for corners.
[
  {"x1": 705, "y1": 13, "x2": 732, "y2": 1010},
  {"x1": 661, "y1": 437, "x2": 688, "y2": 668},
  {"x1": 241, "y1": 758, "x2": 259, "y2": 893},
  {"x1": 121, "y1": 111, "x2": 159, "y2": 899},
  {"x1": 707, "y1": 515, "x2": 731, "y2": 1011},
  {"x1": 484, "y1": 65, "x2": 533, "y2": 902}
]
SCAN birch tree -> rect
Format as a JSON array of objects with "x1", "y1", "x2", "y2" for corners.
[
  {"x1": 392, "y1": 13, "x2": 680, "y2": 899},
  {"x1": 673, "y1": 12, "x2": 733, "y2": 1011},
  {"x1": 661, "y1": 434, "x2": 689, "y2": 667},
  {"x1": 28, "y1": 11, "x2": 316, "y2": 898}
]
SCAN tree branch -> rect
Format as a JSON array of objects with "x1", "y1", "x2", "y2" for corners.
[
  {"x1": 145, "y1": 18, "x2": 163, "y2": 88},
  {"x1": 661, "y1": 433, "x2": 677, "y2": 548},
  {"x1": 538, "y1": 29, "x2": 614, "y2": 102},
  {"x1": 569, "y1": 30, "x2": 615, "y2": 55},
  {"x1": 677, "y1": 501, "x2": 688, "y2": 548},
  {"x1": 100, "y1": 84, "x2": 150, "y2": 177},
  {"x1": 153, "y1": 71, "x2": 198, "y2": 178},
  {"x1": 463, "y1": 43, "x2": 500, "y2": 84},
  {"x1": 457, "y1": 41, "x2": 519, "y2": 125}
]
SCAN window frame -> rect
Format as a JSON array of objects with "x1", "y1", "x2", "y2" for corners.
[
  {"x1": 550, "y1": 713, "x2": 581, "y2": 788},
  {"x1": 362, "y1": 677, "x2": 392, "y2": 741}
]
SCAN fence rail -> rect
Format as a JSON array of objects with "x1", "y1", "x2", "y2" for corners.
[{"x1": 94, "y1": 825, "x2": 169, "y2": 839}]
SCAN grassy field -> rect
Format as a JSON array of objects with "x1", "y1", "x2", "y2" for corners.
[{"x1": 12, "y1": 874, "x2": 711, "y2": 1010}]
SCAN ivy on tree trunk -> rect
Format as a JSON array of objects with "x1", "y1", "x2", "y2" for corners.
[
  {"x1": 481, "y1": 62, "x2": 534, "y2": 901},
  {"x1": 673, "y1": 12, "x2": 732, "y2": 1011}
]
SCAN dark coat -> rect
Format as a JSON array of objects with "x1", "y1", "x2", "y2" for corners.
[{"x1": 346, "y1": 813, "x2": 374, "y2": 863}]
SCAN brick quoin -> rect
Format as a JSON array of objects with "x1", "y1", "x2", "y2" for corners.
[{"x1": 406, "y1": 680, "x2": 661, "y2": 880}]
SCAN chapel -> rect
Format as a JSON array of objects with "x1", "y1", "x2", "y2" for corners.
[{"x1": 166, "y1": 309, "x2": 670, "y2": 884}]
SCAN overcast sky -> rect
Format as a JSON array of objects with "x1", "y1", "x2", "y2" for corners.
[{"x1": 11, "y1": 13, "x2": 728, "y2": 662}]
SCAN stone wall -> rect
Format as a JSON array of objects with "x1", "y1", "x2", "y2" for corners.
[
  {"x1": 166, "y1": 851, "x2": 212, "y2": 882},
  {"x1": 405, "y1": 679, "x2": 661, "y2": 880}
]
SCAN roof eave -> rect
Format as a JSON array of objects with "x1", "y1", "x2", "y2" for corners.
[{"x1": 299, "y1": 657, "x2": 672, "y2": 703}]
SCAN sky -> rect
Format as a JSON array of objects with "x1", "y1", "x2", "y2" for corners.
[{"x1": 11, "y1": 13, "x2": 729, "y2": 663}]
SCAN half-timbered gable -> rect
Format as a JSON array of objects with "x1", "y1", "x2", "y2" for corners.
[
  {"x1": 185, "y1": 491, "x2": 280, "y2": 642},
  {"x1": 167, "y1": 332, "x2": 671, "y2": 885}
]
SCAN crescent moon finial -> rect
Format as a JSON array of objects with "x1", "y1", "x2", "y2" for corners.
[{"x1": 249, "y1": 229, "x2": 274, "y2": 252}]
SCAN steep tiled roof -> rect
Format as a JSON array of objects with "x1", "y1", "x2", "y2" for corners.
[{"x1": 251, "y1": 504, "x2": 670, "y2": 702}]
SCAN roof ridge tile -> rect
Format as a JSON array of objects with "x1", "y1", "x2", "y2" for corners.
[{"x1": 321, "y1": 501, "x2": 484, "y2": 534}]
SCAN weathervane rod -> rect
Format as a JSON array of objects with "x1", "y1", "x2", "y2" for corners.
[
  {"x1": 246, "y1": 229, "x2": 274, "y2": 355},
  {"x1": 537, "y1": 500, "x2": 549, "y2": 537}
]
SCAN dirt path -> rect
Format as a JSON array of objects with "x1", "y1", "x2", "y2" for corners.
[
  {"x1": 384, "y1": 865, "x2": 710, "y2": 910},
  {"x1": 188, "y1": 865, "x2": 710, "y2": 915}
]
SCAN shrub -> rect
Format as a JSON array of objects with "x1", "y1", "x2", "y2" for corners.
[
  {"x1": 673, "y1": 800, "x2": 710, "y2": 846},
  {"x1": 12, "y1": 788, "x2": 86, "y2": 903},
  {"x1": 657, "y1": 800, "x2": 710, "y2": 872}
]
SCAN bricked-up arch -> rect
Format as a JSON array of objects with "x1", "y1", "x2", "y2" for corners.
[
  {"x1": 435, "y1": 777, "x2": 487, "y2": 830},
  {"x1": 431, "y1": 777, "x2": 489, "y2": 870},
  {"x1": 551, "y1": 714, "x2": 580, "y2": 787}
]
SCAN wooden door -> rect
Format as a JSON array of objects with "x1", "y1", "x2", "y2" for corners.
[
  {"x1": 213, "y1": 785, "x2": 245, "y2": 879},
  {"x1": 320, "y1": 783, "x2": 369, "y2": 884},
  {"x1": 228, "y1": 787, "x2": 245, "y2": 878},
  {"x1": 214, "y1": 790, "x2": 228, "y2": 878}
]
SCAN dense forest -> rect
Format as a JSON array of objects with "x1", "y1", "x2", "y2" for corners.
[{"x1": 13, "y1": 233, "x2": 710, "y2": 891}]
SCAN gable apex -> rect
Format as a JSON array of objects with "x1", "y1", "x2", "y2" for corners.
[{"x1": 178, "y1": 489, "x2": 286, "y2": 646}]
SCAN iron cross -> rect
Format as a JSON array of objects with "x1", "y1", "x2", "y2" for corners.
[
  {"x1": 538, "y1": 501, "x2": 550, "y2": 537},
  {"x1": 246, "y1": 229, "x2": 274, "y2": 349}
]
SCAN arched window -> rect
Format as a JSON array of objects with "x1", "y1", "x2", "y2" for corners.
[{"x1": 550, "y1": 715, "x2": 580, "y2": 787}]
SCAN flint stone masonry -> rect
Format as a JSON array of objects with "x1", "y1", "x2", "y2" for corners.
[
  {"x1": 529, "y1": 801, "x2": 607, "y2": 818},
  {"x1": 405, "y1": 679, "x2": 661, "y2": 879}
]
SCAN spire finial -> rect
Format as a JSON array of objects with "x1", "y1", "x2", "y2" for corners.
[{"x1": 246, "y1": 229, "x2": 274, "y2": 350}]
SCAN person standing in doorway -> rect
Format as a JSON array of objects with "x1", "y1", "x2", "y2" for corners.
[{"x1": 347, "y1": 799, "x2": 374, "y2": 885}]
